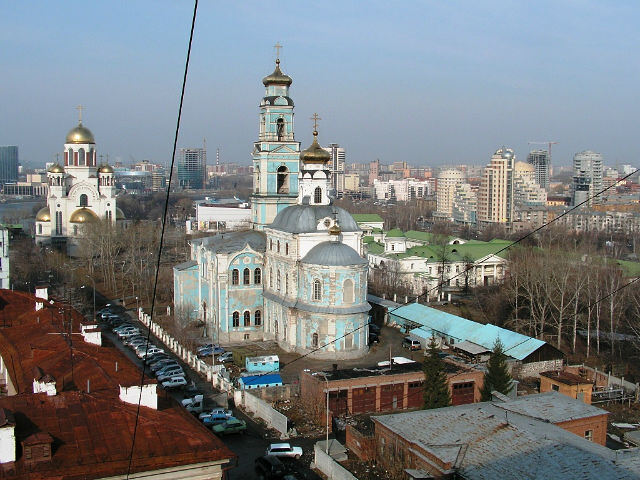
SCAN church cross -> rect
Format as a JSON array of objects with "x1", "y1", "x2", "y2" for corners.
[
  {"x1": 310, "y1": 113, "x2": 321, "y2": 134},
  {"x1": 76, "y1": 104, "x2": 84, "y2": 123},
  {"x1": 274, "y1": 42, "x2": 283, "y2": 60}
]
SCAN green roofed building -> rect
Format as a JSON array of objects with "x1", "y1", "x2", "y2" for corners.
[{"x1": 352, "y1": 213, "x2": 384, "y2": 236}]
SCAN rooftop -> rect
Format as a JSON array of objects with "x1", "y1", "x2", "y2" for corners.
[
  {"x1": 351, "y1": 213, "x2": 384, "y2": 223},
  {"x1": 493, "y1": 391, "x2": 607, "y2": 424},
  {"x1": 540, "y1": 369, "x2": 594, "y2": 386}
]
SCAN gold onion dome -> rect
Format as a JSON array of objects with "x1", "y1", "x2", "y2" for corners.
[
  {"x1": 115, "y1": 207, "x2": 125, "y2": 220},
  {"x1": 98, "y1": 164, "x2": 114, "y2": 174},
  {"x1": 328, "y1": 224, "x2": 342, "y2": 236},
  {"x1": 36, "y1": 206, "x2": 51, "y2": 222},
  {"x1": 48, "y1": 164, "x2": 64, "y2": 174},
  {"x1": 65, "y1": 122, "x2": 95, "y2": 144},
  {"x1": 69, "y1": 208, "x2": 99, "y2": 224},
  {"x1": 262, "y1": 59, "x2": 293, "y2": 86},
  {"x1": 300, "y1": 131, "x2": 331, "y2": 164}
]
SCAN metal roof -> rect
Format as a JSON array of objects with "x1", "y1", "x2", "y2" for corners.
[
  {"x1": 194, "y1": 230, "x2": 266, "y2": 254},
  {"x1": 301, "y1": 241, "x2": 367, "y2": 266},
  {"x1": 452, "y1": 340, "x2": 491, "y2": 356},
  {"x1": 269, "y1": 205, "x2": 359, "y2": 233}
]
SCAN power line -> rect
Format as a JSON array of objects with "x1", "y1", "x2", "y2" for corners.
[{"x1": 125, "y1": 1, "x2": 199, "y2": 478}]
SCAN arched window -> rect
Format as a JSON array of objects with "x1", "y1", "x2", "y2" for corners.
[
  {"x1": 254, "y1": 310, "x2": 261, "y2": 326},
  {"x1": 269, "y1": 268, "x2": 273, "y2": 288},
  {"x1": 254, "y1": 268, "x2": 261, "y2": 284},
  {"x1": 244, "y1": 311, "x2": 251, "y2": 327},
  {"x1": 78, "y1": 148, "x2": 85, "y2": 166},
  {"x1": 232, "y1": 311, "x2": 240, "y2": 327},
  {"x1": 67, "y1": 149, "x2": 73, "y2": 166},
  {"x1": 277, "y1": 271, "x2": 281, "y2": 291},
  {"x1": 79, "y1": 194, "x2": 88, "y2": 207},
  {"x1": 343, "y1": 279, "x2": 354, "y2": 304},
  {"x1": 285, "y1": 243, "x2": 289, "y2": 255},
  {"x1": 243, "y1": 268, "x2": 251, "y2": 285},
  {"x1": 313, "y1": 279, "x2": 322, "y2": 301},
  {"x1": 314, "y1": 186, "x2": 322, "y2": 204},
  {"x1": 38, "y1": 224, "x2": 42, "y2": 234},
  {"x1": 231, "y1": 269, "x2": 239, "y2": 285},
  {"x1": 73, "y1": 225, "x2": 78, "y2": 236},
  {"x1": 270, "y1": 239, "x2": 273, "y2": 250},
  {"x1": 285, "y1": 274, "x2": 289, "y2": 295},
  {"x1": 277, "y1": 166, "x2": 289, "y2": 194},
  {"x1": 276, "y1": 117, "x2": 285, "y2": 140},
  {"x1": 277, "y1": 240, "x2": 280, "y2": 253},
  {"x1": 312, "y1": 332, "x2": 319, "y2": 348}
]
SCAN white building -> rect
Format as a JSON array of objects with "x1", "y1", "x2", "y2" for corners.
[
  {"x1": 186, "y1": 200, "x2": 252, "y2": 234},
  {"x1": 477, "y1": 148, "x2": 515, "y2": 227},
  {"x1": 513, "y1": 162, "x2": 547, "y2": 207},
  {"x1": 34, "y1": 114, "x2": 123, "y2": 255},
  {"x1": 0, "y1": 228, "x2": 8, "y2": 289},
  {"x1": 373, "y1": 178, "x2": 432, "y2": 202},
  {"x1": 451, "y1": 183, "x2": 477, "y2": 225},
  {"x1": 573, "y1": 150, "x2": 603, "y2": 205},
  {"x1": 435, "y1": 169, "x2": 465, "y2": 220}
]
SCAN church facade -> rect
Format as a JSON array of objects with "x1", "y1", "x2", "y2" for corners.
[
  {"x1": 174, "y1": 59, "x2": 371, "y2": 359},
  {"x1": 35, "y1": 114, "x2": 124, "y2": 255}
]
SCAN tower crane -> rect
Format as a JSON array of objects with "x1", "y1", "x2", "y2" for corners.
[{"x1": 528, "y1": 141, "x2": 558, "y2": 158}]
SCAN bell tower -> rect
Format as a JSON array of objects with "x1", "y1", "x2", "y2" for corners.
[{"x1": 251, "y1": 44, "x2": 301, "y2": 229}]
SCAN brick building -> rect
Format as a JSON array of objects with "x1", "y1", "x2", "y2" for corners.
[
  {"x1": 540, "y1": 369, "x2": 594, "y2": 404},
  {"x1": 300, "y1": 358, "x2": 484, "y2": 427}
]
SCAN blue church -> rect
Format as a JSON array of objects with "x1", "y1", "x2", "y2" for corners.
[{"x1": 173, "y1": 57, "x2": 370, "y2": 359}]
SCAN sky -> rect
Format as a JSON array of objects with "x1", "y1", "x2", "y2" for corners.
[{"x1": 2, "y1": 1, "x2": 640, "y2": 169}]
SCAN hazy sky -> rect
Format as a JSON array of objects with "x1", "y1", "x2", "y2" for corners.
[{"x1": 2, "y1": 1, "x2": 639, "y2": 169}]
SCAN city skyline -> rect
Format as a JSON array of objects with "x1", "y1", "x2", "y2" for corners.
[{"x1": 3, "y1": 2, "x2": 639, "y2": 168}]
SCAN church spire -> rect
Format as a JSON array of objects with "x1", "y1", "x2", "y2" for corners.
[{"x1": 298, "y1": 117, "x2": 332, "y2": 206}]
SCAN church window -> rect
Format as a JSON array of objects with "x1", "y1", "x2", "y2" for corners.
[
  {"x1": 232, "y1": 269, "x2": 239, "y2": 285},
  {"x1": 277, "y1": 166, "x2": 289, "y2": 194},
  {"x1": 343, "y1": 279, "x2": 354, "y2": 304},
  {"x1": 67, "y1": 149, "x2": 73, "y2": 166},
  {"x1": 232, "y1": 311, "x2": 240, "y2": 327},
  {"x1": 244, "y1": 311, "x2": 251, "y2": 327},
  {"x1": 73, "y1": 225, "x2": 78, "y2": 236},
  {"x1": 254, "y1": 268, "x2": 261, "y2": 284},
  {"x1": 276, "y1": 117, "x2": 285, "y2": 140},
  {"x1": 78, "y1": 148, "x2": 85, "y2": 166},
  {"x1": 314, "y1": 186, "x2": 322, "y2": 204},
  {"x1": 313, "y1": 279, "x2": 322, "y2": 301},
  {"x1": 38, "y1": 224, "x2": 42, "y2": 234},
  {"x1": 270, "y1": 239, "x2": 273, "y2": 250},
  {"x1": 277, "y1": 270, "x2": 281, "y2": 291},
  {"x1": 254, "y1": 310, "x2": 261, "y2": 326},
  {"x1": 269, "y1": 268, "x2": 273, "y2": 288},
  {"x1": 79, "y1": 194, "x2": 88, "y2": 207},
  {"x1": 285, "y1": 274, "x2": 289, "y2": 295},
  {"x1": 277, "y1": 240, "x2": 280, "y2": 253},
  {"x1": 243, "y1": 268, "x2": 251, "y2": 285},
  {"x1": 55, "y1": 212, "x2": 62, "y2": 235},
  {"x1": 312, "y1": 332, "x2": 319, "y2": 348},
  {"x1": 285, "y1": 243, "x2": 289, "y2": 255}
]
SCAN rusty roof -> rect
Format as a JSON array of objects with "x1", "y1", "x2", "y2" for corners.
[{"x1": 540, "y1": 369, "x2": 593, "y2": 386}]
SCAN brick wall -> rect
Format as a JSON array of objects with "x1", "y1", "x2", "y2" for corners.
[
  {"x1": 511, "y1": 359, "x2": 563, "y2": 379},
  {"x1": 345, "y1": 425, "x2": 375, "y2": 461},
  {"x1": 555, "y1": 414, "x2": 609, "y2": 446}
]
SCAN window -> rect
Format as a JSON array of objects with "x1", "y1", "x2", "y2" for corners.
[
  {"x1": 584, "y1": 430, "x2": 593, "y2": 442},
  {"x1": 277, "y1": 166, "x2": 289, "y2": 194},
  {"x1": 277, "y1": 270, "x2": 281, "y2": 291},
  {"x1": 254, "y1": 310, "x2": 261, "y2": 326},
  {"x1": 285, "y1": 243, "x2": 289, "y2": 255},
  {"x1": 244, "y1": 311, "x2": 251, "y2": 327},
  {"x1": 343, "y1": 279, "x2": 354, "y2": 303},
  {"x1": 78, "y1": 148, "x2": 85, "y2": 166},
  {"x1": 232, "y1": 311, "x2": 240, "y2": 327},
  {"x1": 231, "y1": 269, "x2": 239, "y2": 285},
  {"x1": 244, "y1": 333, "x2": 250, "y2": 340},
  {"x1": 254, "y1": 268, "x2": 261, "y2": 284},
  {"x1": 277, "y1": 240, "x2": 280, "y2": 253},
  {"x1": 79, "y1": 194, "x2": 88, "y2": 207},
  {"x1": 55, "y1": 211, "x2": 62, "y2": 235},
  {"x1": 313, "y1": 279, "x2": 322, "y2": 301},
  {"x1": 269, "y1": 268, "x2": 273, "y2": 288},
  {"x1": 391, "y1": 244, "x2": 395, "y2": 251},
  {"x1": 276, "y1": 117, "x2": 285, "y2": 140},
  {"x1": 270, "y1": 239, "x2": 273, "y2": 250},
  {"x1": 314, "y1": 186, "x2": 322, "y2": 204},
  {"x1": 285, "y1": 274, "x2": 289, "y2": 295},
  {"x1": 312, "y1": 332, "x2": 319, "y2": 348},
  {"x1": 243, "y1": 268, "x2": 251, "y2": 285},
  {"x1": 551, "y1": 384, "x2": 559, "y2": 392},
  {"x1": 38, "y1": 224, "x2": 42, "y2": 234},
  {"x1": 73, "y1": 225, "x2": 78, "y2": 236}
]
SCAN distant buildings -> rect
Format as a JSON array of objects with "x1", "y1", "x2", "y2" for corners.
[
  {"x1": 434, "y1": 169, "x2": 464, "y2": 219},
  {"x1": 0, "y1": 146, "x2": 19, "y2": 186},
  {"x1": 0, "y1": 227, "x2": 8, "y2": 289},
  {"x1": 451, "y1": 182, "x2": 477, "y2": 225},
  {"x1": 573, "y1": 150, "x2": 604, "y2": 206},
  {"x1": 323, "y1": 143, "x2": 345, "y2": 197},
  {"x1": 178, "y1": 147, "x2": 207, "y2": 189},
  {"x1": 186, "y1": 198, "x2": 252, "y2": 233},
  {"x1": 372, "y1": 178, "x2": 432, "y2": 201},
  {"x1": 477, "y1": 147, "x2": 515, "y2": 226},
  {"x1": 513, "y1": 161, "x2": 547, "y2": 207},
  {"x1": 527, "y1": 149, "x2": 550, "y2": 190}
]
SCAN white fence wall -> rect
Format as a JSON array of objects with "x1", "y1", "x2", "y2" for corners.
[
  {"x1": 313, "y1": 443, "x2": 358, "y2": 480},
  {"x1": 243, "y1": 390, "x2": 289, "y2": 438}
]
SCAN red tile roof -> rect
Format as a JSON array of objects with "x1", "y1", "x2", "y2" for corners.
[{"x1": 0, "y1": 289, "x2": 236, "y2": 479}]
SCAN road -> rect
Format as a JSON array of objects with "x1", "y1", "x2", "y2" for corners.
[{"x1": 101, "y1": 310, "x2": 323, "y2": 480}]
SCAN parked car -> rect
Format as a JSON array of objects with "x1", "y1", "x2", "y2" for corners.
[
  {"x1": 182, "y1": 384, "x2": 200, "y2": 399},
  {"x1": 265, "y1": 443, "x2": 302, "y2": 459},
  {"x1": 151, "y1": 359, "x2": 179, "y2": 372},
  {"x1": 157, "y1": 368, "x2": 185, "y2": 382},
  {"x1": 199, "y1": 408, "x2": 233, "y2": 421},
  {"x1": 133, "y1": 342, "x2": 153, "y2": 355},
  {"x1": 181, "y1": 394, "x2": 204, "y2": 414},
  {"x1": 217, "y1": 351, "x2": 234, "y2": 363},
  {"x1": 155, "y1": 364, "x2": 182, "y2": 376},
  {"x1": 196, "y1": 343, "x2": 213, "y2": 353},
  {"x1": 402, "y1": 337, "x2": 421, "y2": 351},
  {"x1": 118, "y1": 329, "x2": 141, "y2": 339},
  {"x1": 197, "y1": 345, "x2": 225, "y2": 358},
  {"x1": 138, "y1": 347, "x2": 164, "y2": 359},
  {"x1": 124, "y1": 336, "x2": 147, "y2": 347},
  {"x1": 212, "y1": 418, "x2": 247, "y2": 436},
  {"x1": 162, "y1": 376, "x2": 187, "y2": 389},
  {"x1": 145, "y1": 352, "x2": 169, "y2": 364},
  {"x1": 254, "y1": 455, "x2": 286, "y2": 480},
  {"x1": 202, "y1": 414, "x2": 231, "y2": 428},
  {"x1": 113, "y1": 324, "x2": 134, "y2": 333}
]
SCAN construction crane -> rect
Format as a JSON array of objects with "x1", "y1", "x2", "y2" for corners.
[{"x1": 528, "y1": 141, "x2": 558, "y2": 158}]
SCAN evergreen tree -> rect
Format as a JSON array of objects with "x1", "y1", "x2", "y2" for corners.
[
  {"x1": 422, "y1": 336, "x2": 450, "y2": 409},
  {"x1": 481, "y1": 338, "x2": 514, "y2": 401}
]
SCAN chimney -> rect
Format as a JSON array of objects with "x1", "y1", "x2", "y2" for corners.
[
  {"x1": 119, "y1": 383, "x2": 158, "y2": 410},
  {"x1": 0, "y1": 409, "x2": 16, "y2": 464},
  {"x1": 35, "y1": 285, "x2": 49, "y2": 312},
  {"x1": 33, "y1": 369, "x2": 57, "y2": 396}
]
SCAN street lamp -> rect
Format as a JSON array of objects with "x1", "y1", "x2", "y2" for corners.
[{"x1": 83, "y1": 275, "x2": 96, "y2": 322}]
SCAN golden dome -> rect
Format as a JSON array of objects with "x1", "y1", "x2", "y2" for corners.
[
  {"x1": 48, "y1": 164, "x2": 64, "y2": 174},
  {"x1": 69, "y1": 208, "x2": 99, "y2": 224},
  {"x1": 300, "y1": 131, "x2": 331, "y2": 164},
  {"x1": 65, "y1": 122, "x2": 95, "y2": 144},
  {"x1": 262, "y1": 60, "x2": 293, "y2": 86},
  {"x1": 98, "y1": 164, "x2": 114, "y2": 174},
  {"x1": 115, "y1": 207, "x2": 125, "y2": 220},
  {"x1": 35, "y1": 206, "x2": 51, "y2": 222},
  {"x1": 328, "y1": 224, "x2": 342, "y2": 235}
]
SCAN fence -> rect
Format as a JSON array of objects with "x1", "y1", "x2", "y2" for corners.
[
  {"x1": 242, "y1": 390, "x2": 289, "y2": 438},
  {"x1": 567, "y1": 364, "x2": 640, "y2": 402},
  {"x1": 312, "y1": 443, "x2": 358, "y2": 480}
]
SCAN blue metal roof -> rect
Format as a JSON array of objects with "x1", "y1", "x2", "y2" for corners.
[
  {"x1": 392, "y1": 303, "x2": 546, "y2": 361},
  {"x1": 238, "y1": 374, "x2": 283, "y2": 386}
]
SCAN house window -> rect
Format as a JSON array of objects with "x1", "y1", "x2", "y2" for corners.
[
  {"x1": 276, "y1": 117, "x2": 285, "y2": 140},
  {"x1": 552, "y1": 384, "x2": 559, "y2": 391},
  {"x1": 313, "y1": 279, "x2": 322, "y2": 301},
  {"x1": 254, "y1": 268, "x2": 261, "y2": 284},
  {"x1": 243, "y1": 268, "x2": 251, "y2": 285},
  {"x1": 232, "y1": 311, "x2": 240, "y2": 327},
  {"x1": 244, "y1": 333, "x2": 250, "y2": 340},
  {"x1": 343, "y1": 279, "x2": 354, "y2": 303},
  {"x1": 584, "y1": 430, "x2": 593, "y2": 442},
  {"x1": 254, "y1": 310, "x2": 261, "y2": 326},
  {"x1": 231, "y1": 269, "x2": 239, "y2": 285},
  {"x1": 244, "y1": 311, "x2": 251, "y2": 327},
  {"x1": 314, "y1": 186, "x2": 322, "y2": 204}
]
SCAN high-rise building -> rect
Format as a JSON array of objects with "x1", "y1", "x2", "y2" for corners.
[
  {"x1": 178, "y1": 147, "x2": 207, "y2": 189},
  {"x1": 435, "y1": 169, "x2": 464, "y2": 220},
  {"x1": 368, "y1": 159, "x2": 380, "y2": 185},
  {"x1": 513, "y1": 162, "x2": 547, "y2": 207},
  {"x1": 526, "y1": 149, "x2": 550, "y2": 190},
  {"x1": 0, "y1": 146, "x2": 19, "y2": 186},
  {"x1": 572, "y1": 150, "x2": 603, "y2": 205},
  {"x1": 477, "y1": 147, "x2": 515, "y2": 226},
  {"x1": 323, "y1": 143, "x2": 345, "y2": 197},
  {"x1": 451, "y1": 183, "x2": 477, "y2": 225}
]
